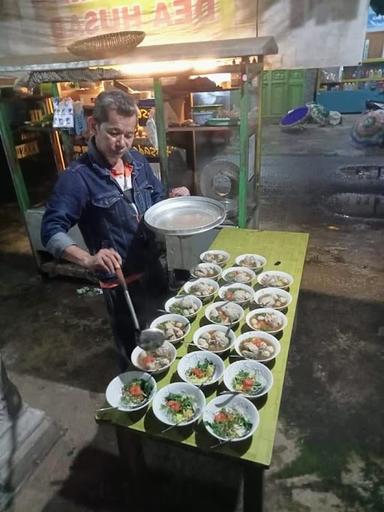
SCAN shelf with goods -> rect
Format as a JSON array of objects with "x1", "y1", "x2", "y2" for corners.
[
  {"x1": 0, "y1": 90, "x2": 67, "y2": 209},
  {"x1": 28, "y1": 81, "x2": 162, "y2": 175},
  {"x1": 320, "y1": 77, "x2": 384, "y2": 87},
  {"x1": 154, "y1": 66, "x2": 261, "y2": 228},
  {"x1": 317, "y1": 64, "x2": 384, "y2": 113}
]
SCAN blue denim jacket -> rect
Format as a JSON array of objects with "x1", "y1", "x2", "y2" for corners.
[{"x1": 41, "y1": 139, "x2": 165, "y2": 277}]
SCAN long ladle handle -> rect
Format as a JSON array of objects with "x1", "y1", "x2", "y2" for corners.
[{"x1": 115, "y1": 267, "x2": 141, "y2": 332}]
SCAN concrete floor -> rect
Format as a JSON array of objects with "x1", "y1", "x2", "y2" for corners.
[{"x1": 0, "y1": 115, "x2": 383, "y2": 511}]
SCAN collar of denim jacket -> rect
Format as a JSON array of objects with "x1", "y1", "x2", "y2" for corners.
[{"x1": 87, "y1": 137, "x2": 134, "y2": 176}]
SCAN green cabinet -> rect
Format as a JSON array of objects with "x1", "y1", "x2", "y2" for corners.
[{"x1": 262, "y1": 69, "x2": 305, "y2": 119}]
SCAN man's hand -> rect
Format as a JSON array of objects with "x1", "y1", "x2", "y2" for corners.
[
  {"x1": 84, "y1": 248, "x2": 122, "y2": 273},
  {"x1": 169, "y1": 186, "x2": 190, "y2": 198},
  {"x1": 62, "y1": 245, "x2": 122, "y2": 274}
]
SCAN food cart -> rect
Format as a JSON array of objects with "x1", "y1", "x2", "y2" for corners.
[{"x1": 0, "y1": 35, "x2": 277, "y2": 278}]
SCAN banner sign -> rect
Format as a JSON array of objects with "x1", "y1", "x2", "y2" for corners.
[
  {"x1": 0, "y1": 0, "x2": 370, "y2": 69},
  {"x1": 0, "y1": 0, "x2": 256, "y2": 55}
]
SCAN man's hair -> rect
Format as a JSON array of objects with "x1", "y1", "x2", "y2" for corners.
[{"x1": 93, "y1": 90, "x2": 137, "y2": 124}]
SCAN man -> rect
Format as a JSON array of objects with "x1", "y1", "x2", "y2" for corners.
[{"x1": 41, "y1": 90, "x2": 166, "y2": 370}]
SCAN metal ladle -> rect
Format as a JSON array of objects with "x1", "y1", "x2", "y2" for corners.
[{"x1": 115, "y1": 267, "x2": 165, "y2": 351}]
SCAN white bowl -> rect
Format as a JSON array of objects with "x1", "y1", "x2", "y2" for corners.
[
  {"x1": 177, "y1": 351, "x2": 225, "y2": 387},
  {"x1": 200, "y1": 249, "x2": 230, "y2": 267},
  {"x1": 218, "y1": 283, "x2": 254, "y2": 305},
  {"x1": 106, "y1": 371, "x2": 157, "y2": 411},
  {"x1": 152, "y1": 382, "x2": 206, "y2": 426},
  {"x1": 131, "y1": 341, "x2": 177, "y2": 374},
  {"x1": 193, "y1": 324, "x2": 236, "y2": 354},
  {"x1": 257, "y1": 270, "x2": 293, "y2": 289},
  {"x1": 221, "y1": 266, "x2": 256, "y2": 285},
  {"x1": 223, "y1": 360, "x2": 273, "y2": 399},
  {"x1": 150, "y1": 313, "x2": 191, "y2": 344},
  {"x1": 205, "y1": 301, "x2": 244, "y2": 326},
  {"x1": 183, "y1": 278, "x2": 219, "y2": 302},
  {"x1": 253, "y1": 287, "x2": 292, "y2": 310},
  {"x1": 164, "y1": 295, "x2": 202, "y2": 319},
  {"x1": 190, "y1": 262, "x2": 222, "y2": 281},
  {"x1": 203, "y1": 394, "x2": 259, "y2": 442},
  {"x1": 235, "y1": 253, "x2": 267, "y2": 271},
  {"x1": 234, "y1": 331, "x2": 281, "y2": 363},
  {"x1": 246, "y1": 308, "x2": 287, "y2": 334}
]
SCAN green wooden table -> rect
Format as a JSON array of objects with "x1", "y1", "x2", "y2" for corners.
[{"x1": 97, "y1": 228, "x2": 309, "y2": 511}]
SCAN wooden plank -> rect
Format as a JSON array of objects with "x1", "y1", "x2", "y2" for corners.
[{"x1": 97, "y1": 228, "x2": 309, "y2": 468}]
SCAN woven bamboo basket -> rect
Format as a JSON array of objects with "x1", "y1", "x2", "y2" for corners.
[{"x1": 67, "y1": 31, "x2": 145, "y2": 59}]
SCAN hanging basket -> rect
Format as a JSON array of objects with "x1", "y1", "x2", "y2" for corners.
[{"x1": 67, "y1": 31, "x2": 145, "y2": 59}]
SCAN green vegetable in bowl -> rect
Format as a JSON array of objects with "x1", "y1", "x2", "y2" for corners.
[
  {"x1": 186, "y1": 359, "x2": 215, "y2": 385},
  {"x1": 162, "y1": 392, "x2": 196, "y2": 423},
  {"x1": 232, "y1": 370, "x2": 265, "y2": 395},
  {"x1": 120, "y1": 378, "x2": 153, "y2": 407},
  {"x1": 206, "y1": 407, "x2": 252, "y2": 440}
]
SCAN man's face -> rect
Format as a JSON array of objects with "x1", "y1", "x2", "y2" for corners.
[{"x1": 94, "y1": 109, "x2": 136, "y2": 165}]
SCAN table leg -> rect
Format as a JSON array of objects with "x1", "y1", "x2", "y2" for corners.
[
  {"x1": 115, "y1": 426, "x2": 146, "y2": 479},
  {"x1": 243, "y1": 465, "x2": 264, "y2": 512}
]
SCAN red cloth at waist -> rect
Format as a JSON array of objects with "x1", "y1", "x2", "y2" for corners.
[{"x1": 99, "y1": 272, "x2": 144, "y2": 289}]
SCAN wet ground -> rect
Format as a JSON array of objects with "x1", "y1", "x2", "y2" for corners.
[{"x1": 0, "y1": 115, "x2": 383, "y2": 511}]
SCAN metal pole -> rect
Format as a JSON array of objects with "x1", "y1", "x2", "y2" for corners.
[
  {"x1": 238, "y1": 59, "x2": 250, "y2": 228},
  {"x1": 253, "y1": 56, "x2": 265, "y2": 229},
  {"x1": 153, "y1": 77, "x2": 169, "y2": 193}
]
